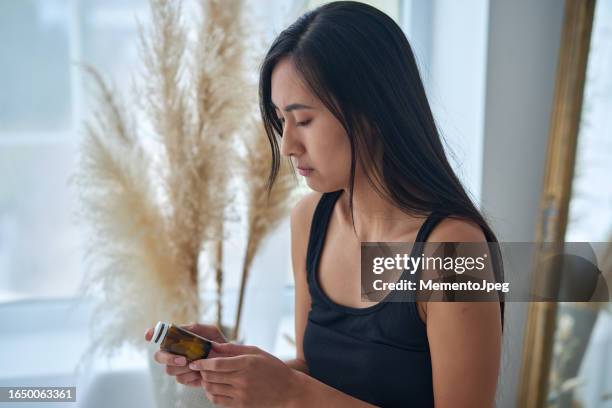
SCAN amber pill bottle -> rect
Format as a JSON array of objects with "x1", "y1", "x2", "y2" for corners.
[{"x1": 150, "y1": 321, "x2": 212, "y2": 361}]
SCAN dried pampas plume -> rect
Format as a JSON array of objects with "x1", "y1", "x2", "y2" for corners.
[
  {"x1": 71, "y1": 0, "x2": 279, "y2": 364},
  {"x1": 233, "y1": 119, "x2": 298, "y2": 340},
  {"x1": 73, "y1": 65, "x2": 190, "y2": 362}
]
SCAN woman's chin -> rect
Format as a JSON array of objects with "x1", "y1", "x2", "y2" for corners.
[
  {"x1": 304, "y1": 177, "x2": 316, "y2": 189},
  {"x1": 303, "y1": 176, "x2": 325, "y2": 191},
  {"x1": 305, "y1": 178, "x2": 344, "y2": 194}
]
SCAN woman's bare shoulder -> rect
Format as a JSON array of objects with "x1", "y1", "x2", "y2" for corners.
[
  {"x1": 427, "y1": 216, "x2": 487, "y2": 243},
  {"x1": 417, "y1": 216, "x2": 491, "y2": 323},
  {"x1": 290, "y1": 191, "x2": 324, "y2": 235}
]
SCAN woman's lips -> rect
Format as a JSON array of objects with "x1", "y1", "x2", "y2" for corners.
[{"x1": 297, "y1": 167, "x2": 314, "y2": 176}]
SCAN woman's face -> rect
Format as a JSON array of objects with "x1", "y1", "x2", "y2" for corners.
[{"x1": 271, "y1": 57, "x2": 352, "y2": 192}]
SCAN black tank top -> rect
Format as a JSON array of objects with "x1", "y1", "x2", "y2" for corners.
[{"x1": 302, "y1": 190, "x2": 446, "y2": 408}]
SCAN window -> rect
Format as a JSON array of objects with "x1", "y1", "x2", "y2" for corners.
[{"x1": 0, "y1": 0, "x2": 492, "y2": 353}]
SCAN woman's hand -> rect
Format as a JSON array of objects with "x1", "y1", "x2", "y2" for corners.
[
  {"x1": 144, "y1": 323, "x2": 229, "y2": 387},
  {"x1": 188, "y1": 342, "x2": 302, "y2": 407}
]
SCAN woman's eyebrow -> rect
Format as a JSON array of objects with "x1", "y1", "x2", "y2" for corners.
[{"x1": 272, "y1": 102, "x2": 315, "y2": 112}]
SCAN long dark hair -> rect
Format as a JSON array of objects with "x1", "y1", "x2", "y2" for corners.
[{"x1": 258, "y1": 1, "x2": 504, "y2": 325}]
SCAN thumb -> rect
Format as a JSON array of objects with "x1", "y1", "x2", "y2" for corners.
[
  {"x1": 144, "y1": 328, "x2": 153, "y2": 342},
  {"x1": 211, "y1": 342, "x2": 261, "y2": 357}
]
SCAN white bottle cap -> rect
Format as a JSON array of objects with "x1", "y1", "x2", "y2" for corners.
[{"x1": 151, "y1": 321, "x2": 169, "y2": 345}]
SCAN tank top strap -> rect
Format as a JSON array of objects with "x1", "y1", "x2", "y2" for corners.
[
  {"x1": 414, "y1": 211, "x2": 447, "y2": 243},
  {"x1": 397, "y1": 211, "x2": 448, "y2": 286}
]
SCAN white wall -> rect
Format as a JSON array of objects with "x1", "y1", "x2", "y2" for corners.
[
  {"x1": 480, "y1": 1, "x2": 566, "y2": 407},
  {"x1": 427, "y1": 0, "x2": 490, "y2": 206},
  {"x1": 402, "y1": 0, "x2": 489, "y2": 206}
]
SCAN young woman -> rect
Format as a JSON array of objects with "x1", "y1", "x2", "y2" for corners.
[{"x1": 146, "y1": 2, "x2": 503, "y2": 407}]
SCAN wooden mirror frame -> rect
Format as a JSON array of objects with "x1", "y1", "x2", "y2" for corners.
[{"x1": 517, "y1": 0, "x2": 596, "y2": 406}]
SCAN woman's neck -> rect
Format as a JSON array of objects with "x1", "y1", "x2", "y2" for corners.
[{"x1": 337, "y1": 183, "x2": 426, "y2": 242}]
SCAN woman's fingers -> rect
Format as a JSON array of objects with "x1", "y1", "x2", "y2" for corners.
[
  {"x1": 205, "y1": 392, "x2": 234, "y2": 406},
  {"x1": 165, "y1": 365, "x2": 192, "y2": 376},
  {"x1": 176, "y1": 371, "x2": 203, "y2": 386},
  {"x1": 200, "y1": 370, "x2": 235, "y2": 385},
  {"x1": 202, "y1": 381, "x2": 234, "y2": 397},
  {"x1": 146, "y1": 326, "x2": 209, "y2": 388},
  {"x1": 187, "y1": 378, "x2": 203, "y2": 387},
  {"x1": 189, "y1": 355, "x2": 247, "y2": 372},
  {"x1": 154, "y1": 350, "x2": 187, "y2": 366},
  {"x1": 144, "y1": 328, "x2": 153, "y2": 342}
]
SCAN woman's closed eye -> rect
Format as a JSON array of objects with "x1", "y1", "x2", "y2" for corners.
[
  {"x1": 277, "y1": 118, "x2": 312, "y2": 127},
  {"x1": 297, "y1": 119, "x2": 312, "y2": 127}
]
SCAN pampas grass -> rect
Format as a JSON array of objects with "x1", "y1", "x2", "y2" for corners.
[
  {"x1": 233, "y1": 119, "x2": 298, "y2": 340},
  {"x1": 73, "y1": 65, "x2": 194, "y2": 362},
  {"x1": 73, "y1": 0, "x2": 297, "y2": 363}
]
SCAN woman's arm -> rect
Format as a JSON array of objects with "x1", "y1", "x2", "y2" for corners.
[
  {"x1": 426, "y1": 219, "x2": 503, "y2": 408},
  {"x1": 284, "y1": 192, "x2": 322, "y2": 376},
  {"x1": 288, "y1": 370, "x2": 378, "y2": 408}
]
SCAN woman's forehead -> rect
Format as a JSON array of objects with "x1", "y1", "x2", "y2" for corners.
[{"x1": 271, "y1": 59, "x2": 317, "y2": 109}]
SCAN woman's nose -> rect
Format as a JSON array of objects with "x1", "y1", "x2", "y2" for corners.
[{"x1": 279, "y1": 128, "x2": 303, "y2": 157}]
